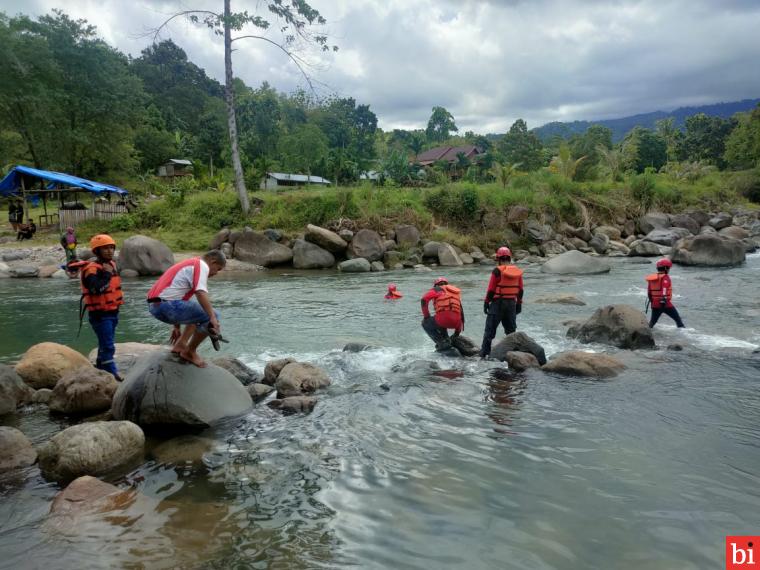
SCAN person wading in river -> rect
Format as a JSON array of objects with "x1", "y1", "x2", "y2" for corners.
[
  {"x1": 385, "y1": 283, "x2": 403, "y2": 300},
  {"x1": 420, "y1": 277, "x2": 464, "y2": 351},
  {"x1": 146, "y1": 250, "x2": 226, "y2": 368},
  {"x1": 479, "y1": 247, "x2": 524, "y2": 358},
  {"x1": 646, "y1": 258, "x2": 685, "y2": 328},
  {"x1": 80, "y1": 234, "x2": 123, "y2": 380}
]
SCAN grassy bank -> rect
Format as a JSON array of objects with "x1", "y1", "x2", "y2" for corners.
[{"x1": 4, "y1": 168, "x2": 758, "y2": 252}]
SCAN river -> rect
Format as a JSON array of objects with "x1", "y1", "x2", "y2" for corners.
[{"x1": 1, "y1": 254, "x2": 759, "y2": 569}]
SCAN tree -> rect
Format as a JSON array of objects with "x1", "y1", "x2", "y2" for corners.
[
  {"x1": 237, "y1": 81, "x2": 282, "y2": 162},
  {"x1": 426, "y1": 106, "x2": 458, "y2": 143},
  {"x1": 678, "y1": 113, "x2": 736, "y2": 168},
  {"x1": 498, "y1": 119, "x2": 543, "y2": 171},
  {"x1": 724, "y1": 105, "x2": 760, "y2": 169},
  {"x1": 154, "y1": 1, "x2": 337, "y2": 215},
  {"x1": 279, "y1": 123, "x2": 328, "y2": 175},
  {"x1": 655, "y1": 117, "x2": 680, "y2": 162},
  {"x1": 620, "y1": 127, "x2": 667, "y2": 173},
  {"x1": 596, "y1": 145, "x2": 623, "y2": 182},
  {"x1": 407, "y1": 132, "x2": 425, "y2": 160},
  {"x1": 490, "y1": 162, "x2": 520, "y2": 189},
  {"x1": 549, "y1": 143, "x2": 586, "y2": 180},
  {"x1": 569, "y1": 124, "x2": 612, "y2": 180}
]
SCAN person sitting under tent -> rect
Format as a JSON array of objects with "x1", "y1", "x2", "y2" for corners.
[{"x1": 16, "y1": 219, "x2": 36, "y2": 241}]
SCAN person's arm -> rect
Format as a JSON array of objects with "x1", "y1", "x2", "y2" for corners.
[
  {"x1": 82, "y1": 268, "x2": 113, "y2": 295},
  {"x1": 485, "y1": 268, "x2": 499, "y2": 303},
  {"x1": 420, "y1": 289, "x2": 436, "y2": 319},
  {"x1": 517, "y1": 274, "x2": 524, "y2": 304},
  {"x1": 195, "y1": 290, "x2": 220, "y2": 333},
  {"x1": 661, "y1": 275, "x2": 671, "y2": 304}
]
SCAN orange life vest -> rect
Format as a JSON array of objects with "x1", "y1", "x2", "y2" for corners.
[
  {"x1": 433, "y1": 284, "x2": 462, "y2": 314},
  {"x1": 493, "y1": 265, "x2": 523, "y2": 300},
  {"x1": 147, "y1": 257, "x2": 201, "y2": 301},
  {"x1": 646, "y1": 273, "x2": 671, "y2": 301},
  {"x1": 80, "y1": 261, "x2": 123, "y2": 312}
]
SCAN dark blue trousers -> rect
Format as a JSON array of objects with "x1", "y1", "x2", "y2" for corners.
[
  {"x1": 89, "y1": 311, "x2": 119, "y2": 376},
  {"x1": 649, "y1": 306, "x2": 685, "y2": 328}
]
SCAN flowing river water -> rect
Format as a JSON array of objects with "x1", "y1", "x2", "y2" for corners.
[{"x1": 1, "y1": 254, "x2": 759, "y2": 569}]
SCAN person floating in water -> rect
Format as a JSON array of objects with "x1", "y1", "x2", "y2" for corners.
[
  {"x1": 646, "y1": 258, "x2": 685, "y2": 328},
  {"x1": 60, "y1": 226, "x2": 78, "y2": 263},
  {"x1": 420, "y1": 276, "x2": 464, "y2": 351},
  {"x1": 80, "y1": 234, "x2": 123, "y2": 380},
  {"x1": 480, "y1": 247, "x2": 524, "y2": 358},
  {"x1": 146, "y1": 250, "x2": 226, "y2": 368},
  {"x1": 385, "y1": 283, "x2": 403, "y2": 300}
]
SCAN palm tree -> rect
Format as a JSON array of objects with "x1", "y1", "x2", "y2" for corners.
[
  {"x1": 489, "y1": 162, "x2": 521, "y2": 189},
  {"x1": 549, "y1": 144, "x2": 586, "y2": 180},
  {"x1": 596, "y1": 145, "x2": 622, "y2": 182}
]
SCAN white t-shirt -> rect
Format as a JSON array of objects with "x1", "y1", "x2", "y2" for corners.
[{"x1": 160, "y1": 259, "x2": 210, "y2": 301}]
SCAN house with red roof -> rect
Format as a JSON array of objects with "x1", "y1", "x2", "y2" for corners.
[{"x1": 413, "y1": 145, "x2": 483, "y2": 166}]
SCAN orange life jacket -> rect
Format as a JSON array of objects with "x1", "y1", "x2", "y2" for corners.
[
  {"x1": 147, "y1": 257, "x2": 201, "y2": 301},
  {"x1": 493, "y1": 265, "x2": 523, "y2": 300},
  {"x1": 80, "y1": 260, "x2": 123, "y2": 312},
  {"x1": 646, "y1": 273, "x2": 672, "y2": 301},
  {"x1": 433, "y1": 284, "x2": 462, "y2": 314}
]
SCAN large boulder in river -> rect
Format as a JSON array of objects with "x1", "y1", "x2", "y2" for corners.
[
  {"x1": 338, "y1": 258, "x2": 371, "y2": 272},
  {"x1": 0, "y1": 364, "x2": 34, "y2": 415},
  {"x1": 234, "y1": 229, "x2": 293, "y2": 267},
  {"x1": 670, "y1": 214, "x2": 700, "y2": 235},
  {"x1": 394, "y1": 225, "x2": 421, "y2": 247},
  {"x1": 347, "y1": 229, "x2": 384, "y2": 261},
  {"x1": 671, "y1": 234, "x2": 745, "y2": 267},
  {"x1": 542, "y1": 351, "x2": 625, "y2": 378},
  {"x1": 211, "y1": 356, "x2": 261, "y2": 386},
  {"x1": 628, "y1": 240, "x2": 667, "y2": 257},
  {"x1": 567, "y1": 305, "x2": 654, "y2": 349},
  {"x1": 506, "y1": 351, "x2": 540, "y2": 372},
  {"x1": 708, "y1": 212, "x2": 733, "y2": 230},
  {"x1": 38, "y1": 421, "x2": 144, "y2": 482},
  {"x1": 49, "y1": 367, "x2": 119, "y2": 415},
  {"x1": 0, "y1": 427, "x2": 37, "y2": 473},
  {"x1": 642, "y1": 228, "x2": 691, "y2": 246},
  {"x1": 305, "y1": 224, "x2": 347, "y2": 253},
  {"x1": 451, "y1": 335, "x2": 480, "y2": 357},
  {"x1": 263, "y1": 358, "x2": 295, "y2": 385},
  {"x1": 117, "y1": 235, "x2": 174, "y2": 276},
  {"x1": 437, "y1": 243, "x2": 464, "y2": 266},
  {"x1": 292, "y1": 239, "x2": 335, "y2": 269},
  {"x1": 718, "y1": 226, "x2": 750, "y2": 241},
  {"x1": 15, "y1": 342, "x2": 91, "y2": 389},
  {"x1": 88, "y1": 342, "x2": 163, "y2": 378},
  {"x1": 491, "y1": 332, "x2": 547, "y2": 365},
  {"x1": 422, "y1": 241, "x2": 442, "y2": 258},
  {"x1": 275, "y1": 362, "x2": 332, "y2": 397},
  {"x1": 638, "y1": 212, "x2": 670, "y2": 234},
  {"x1": 111, "y1": 351, "x2": 253, "y2": 428},
  {"x1": 540, "y1": 250, "x2": 610, "y2": 275},
  {"x1": 588, "y1": 233, "x2": 609, "y2": 254}
]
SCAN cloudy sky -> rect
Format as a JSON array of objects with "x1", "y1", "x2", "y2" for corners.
[{"x1": 2, "y1": 0, "x2": 759, "y2": 132}]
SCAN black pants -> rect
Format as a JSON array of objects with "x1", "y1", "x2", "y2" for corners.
[
  {"x1": 649, "y1": 306, "x2": 685, "y2": 328},
  {"x1": 480, "y1": 299, "x2": 517, "y2": 356},
  {"x1": 422, "y1": 316, "x2": 449, "y2": 345}
]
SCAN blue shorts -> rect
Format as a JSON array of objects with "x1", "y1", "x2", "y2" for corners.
[{"x1": 149, "y1": 300, "x2": 219, "y2": 333}]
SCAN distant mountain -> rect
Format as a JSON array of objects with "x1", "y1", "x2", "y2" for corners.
[{"x1": 523, "y1": 98, "x2": 760, "y2": 143}]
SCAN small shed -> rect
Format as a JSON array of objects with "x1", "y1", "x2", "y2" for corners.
[
  {"x1": 260, "y1": 172, "x2": 331, "y2": 191},
  {"x1": 0, "y1": 165, "x2": 129, "y2": 229},
  {"x1": 157, "y1": 159, "x2": 194, "y2": 179}
]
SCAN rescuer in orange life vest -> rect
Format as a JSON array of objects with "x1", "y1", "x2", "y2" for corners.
[
  {"x1": 479, "y1": 246, "x2": 524, "y2": 358},
  {"x1": 646, "y1": 258, "x2": 685, "y2": 328},
  {"x1": 80, "y1": 234, "x2": 124, "y2": 379},
  {"x1": 420, "y1": 277, "x2": 465, "y2": 351},
  {"x1": 385, "y1": 283, "x2": 403, "y2": 300}
]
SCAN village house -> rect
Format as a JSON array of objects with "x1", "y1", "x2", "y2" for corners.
[{"x1": 260, "y1": 172, "x2": 332, "y2": 191}]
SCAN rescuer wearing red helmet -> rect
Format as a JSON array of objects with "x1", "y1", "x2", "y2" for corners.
[
  {"x1": 420, "y1": 276, "x2": 465, "y2": 351},
  {"x1": 80, "y1": 234, "x2": 123, "y2": 379},
  {"x1": 646, "y1": 258, "x2": 685, "y2": 328},
  {"x1": 479, "y1": 246, "x2": 524, "y2": 358},
  {"x1": 385, "y1": 283, "x2": 403, "y2": 300}
]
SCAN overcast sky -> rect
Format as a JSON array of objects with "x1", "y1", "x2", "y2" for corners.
[{"x1": 2, "y1": 0, "x2": 759, "y2": 132}]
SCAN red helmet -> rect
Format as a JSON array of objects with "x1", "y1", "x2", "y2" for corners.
[
  {"x1": 434, "y1": 277, "x2": 448, "y2": 286},
  {"x1": 496, "y1": 246, "x2": 512, "y2": 258},
  {"x1": 387, "y1": 283, "x2": 397, "y2": 291},
  {"x1": 656, "y1": 258, "x2": 673, "y2": 270}
]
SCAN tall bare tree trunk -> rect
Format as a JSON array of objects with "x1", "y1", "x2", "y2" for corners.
[{"x1": 224, "y1": 0, "x2": 250, "y2": 215}]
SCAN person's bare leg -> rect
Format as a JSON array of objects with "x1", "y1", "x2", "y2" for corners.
[
  {"x1": 171, "y1": 324, "x2": 196, "y2": 354},
  {"x1": 178, "y1": 329, "x2": 208, "y2": 367}
]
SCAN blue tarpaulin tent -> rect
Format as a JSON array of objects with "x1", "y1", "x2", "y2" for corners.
[
  {"x1": 1, "y1": 165, "x2": 128, "y2": 229},
  {"x1": 0, "y1": 165, "x2": 127, "y2": 196}
]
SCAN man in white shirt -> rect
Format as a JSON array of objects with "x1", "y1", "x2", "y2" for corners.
[{"x1": 146, "y1": 250, "x2": 226, "y2": 367}]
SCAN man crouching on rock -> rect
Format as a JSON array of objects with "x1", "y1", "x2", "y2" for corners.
[{"x1": 146, "y1": 250, "x2": 226, "y2": 367}]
